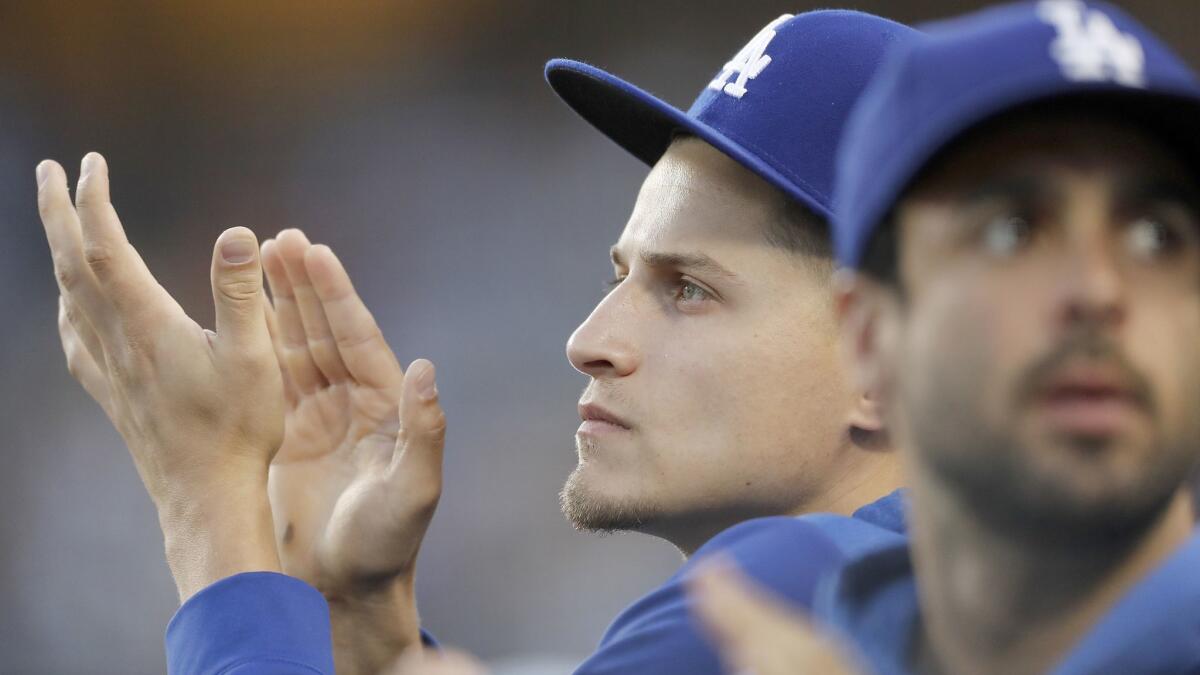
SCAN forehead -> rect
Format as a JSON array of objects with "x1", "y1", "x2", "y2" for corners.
[
  {"x1": 613, "y1": 138, "x2": 789, "y2": 257},
  {"x1": 906, "y1": 110, "x2": 1196, "y2": 201}
]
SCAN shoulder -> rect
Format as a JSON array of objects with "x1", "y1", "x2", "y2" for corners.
[
  {"x1": 579, "y1": 517, "x2": 847, "y2": 675},
  {"x1": 618, "y1": 516, "x2": 848, "y2": 637},
  {"x1": 692, "y1": 490, "x2": 909, "y2": 571},
  {"x1": 689, "y1": 515, "x2": 846, "y2": 583}
]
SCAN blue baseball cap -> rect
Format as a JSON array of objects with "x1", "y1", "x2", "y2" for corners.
[
  {"x1": 545, "y1": 10, "x2": 919, "y2": 221},
  {"x1": 835, "y1": 0, "x2": 1200, "y2": 268}
]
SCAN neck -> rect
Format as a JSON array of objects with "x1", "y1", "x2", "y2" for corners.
[
  {"x1": 790, "y1": 440, "x2": 903, "y2": 518},
  {"x1": 910, "y1": 471, "x2": 1193, "y2": 675},
  {"x1": 666, "y1": 440, "x2": 902, "y2": 558}
]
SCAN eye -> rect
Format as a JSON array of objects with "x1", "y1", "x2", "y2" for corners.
[
  {"x1": 674, "y1": 279, "x2": 712, "y2": 305},
  {"x1": 1126, "y1": 216, "x2": 1187, "y2": 260},
  {"x1": 603, "y1": 275, "x2": 626, "y2": 295},
  {"x1": 980, "y1": 214, "x2": 1033, "y2": 257}
]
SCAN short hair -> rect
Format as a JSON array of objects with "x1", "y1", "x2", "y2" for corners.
[
  {"x1": 763, "y1": 196, "x2": 834, "y2": 264},
  {"x1": 669, "y1": 133, "x2": 834, "y2": 264}
]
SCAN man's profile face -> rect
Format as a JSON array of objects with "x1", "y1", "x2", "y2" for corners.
[
  {"x1": 560, "y1": 138, "x2": 857, "y2": 552},
  {"x1": 875, "y1": 111, "x2": 1200, "y2": 538}
]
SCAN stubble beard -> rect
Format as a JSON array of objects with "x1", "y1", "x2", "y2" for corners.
[
  {"x1": 559, "y1": 436, "x2": 661, "y2": 534},
  {"x1": 905, "y1": 335, "x2": 1199, "y2": 549}
]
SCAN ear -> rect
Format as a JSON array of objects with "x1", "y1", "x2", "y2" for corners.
[
  {"x1": 833, "y1": 268, "x2": 893, "y2": 410},
  {"x1": 847, "y1": 390, "x2": 884, "y2": 433}
]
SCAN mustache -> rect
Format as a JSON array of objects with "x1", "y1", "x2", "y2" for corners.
[
  {"x1": 1012, "y1": 331, "x2": 1155, "y2": 413},
  {"x1": 580, "y1": 380, "x2": 630, "y2": 405}
]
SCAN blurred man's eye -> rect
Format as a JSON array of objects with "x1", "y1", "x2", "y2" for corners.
[
  {"x1": 1124, "y1": 214, "x2": 1200, "y2": 261},
  {"x1": 1127, "y1": 217, "x2": 1175, "y2": 259},
  {"x1": 980, "y1": 214, "x2": 1033, "y2": 258}
]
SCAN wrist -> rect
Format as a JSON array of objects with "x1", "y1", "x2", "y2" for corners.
[
  {"x1": 157, "y1": 470, "x2": 281, "y2": 603},
  {"x1": 328, "y1": 575, "x2": 423, "y2": 674}
]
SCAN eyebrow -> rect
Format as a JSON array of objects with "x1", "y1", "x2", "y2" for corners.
[
  {"x1": 962, "y1": 171, "x2": 1200, "y2": 212},
  {"x1": 961, "y1": 174, "x2": 1051, "y2": 205},
  {"x1": 610, "y1": 246, "x2": 743, "y2": 283},
  {"x1": 1116, "y1": 176, "x2": 1200, "y2": 213}
]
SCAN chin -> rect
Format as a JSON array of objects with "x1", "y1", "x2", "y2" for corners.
[
  {"x1": 558, "y1": 465, "x2": 661, "y2": 533},
  {"x1": 954, "y1": 444, "x2": 1181, "y2": 545}
]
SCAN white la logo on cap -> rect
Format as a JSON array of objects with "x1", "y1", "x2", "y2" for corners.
[
  {"x1": 708, "y1": 14, "x2": 793, "y2": 99},
  {"x1": 1037, "y1": 0, "x2": 1145, "y2": 87}
]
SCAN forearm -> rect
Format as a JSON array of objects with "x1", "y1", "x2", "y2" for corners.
[
  {"x1": 328, "y1": 578, "x2": 424, "y2": 675},
  {"x1": 158, "y1": 471, "x2": 282, "y2": 603}
]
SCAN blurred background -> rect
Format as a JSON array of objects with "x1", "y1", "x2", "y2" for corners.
[{"x1": 0, "y1": 1, "x2": 1195, "y2": 673}]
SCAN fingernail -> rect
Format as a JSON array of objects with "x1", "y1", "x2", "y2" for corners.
[
  {"x1": 36, "y1": 161, "x2": 48, "y2": 185},
  {"x1": 415, "y1": 362, "x2": 438, "y2": 401},
  {"x1": 221, "y1": 238, "x2": 255, "y2": 264},
  {"x1": 81, "y1": 153, "x2": 97, "y2": 175}
]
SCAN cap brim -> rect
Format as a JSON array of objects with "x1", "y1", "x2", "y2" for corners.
[{"x1": 545, "y1": 58, "x2": 832, "y2": 219}]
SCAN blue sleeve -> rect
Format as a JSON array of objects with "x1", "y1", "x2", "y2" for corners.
[
  {"x1": 573, "y1": 517, "x2": 846, "y2": 675},
  {"x1": 165, "y1": 572, "x2": 335, "y2": 675}
]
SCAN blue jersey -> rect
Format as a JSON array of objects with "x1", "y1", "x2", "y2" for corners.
[
  {"x1": 815, "y1": 526, "x2": 1200, "y2": 675},
  {"x1": 164, "y1": 491, "x2": 907, "y2": 674}
]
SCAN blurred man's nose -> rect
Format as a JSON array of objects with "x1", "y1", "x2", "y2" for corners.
[{"x1": 1054, "y1": 198, "x2": 1127, "y2": 331}]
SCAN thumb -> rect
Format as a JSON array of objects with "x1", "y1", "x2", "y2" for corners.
[
  {"x1": 389, "y1": 359, "x2": 447, "y2": 510},
  {"x1": 211, "y1": 226, "x2": 270, "y2": 351}
]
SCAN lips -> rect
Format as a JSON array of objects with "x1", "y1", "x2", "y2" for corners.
[
  {"x1": 1032, "y1": 363, "x2": 1148, "y2": 436},
  {"x1": 578, "y1": 402, "x2": 631, "y2": 429},
  {"x1": 1039, "y1": 363, "x2": 1143, "y2": 403}
]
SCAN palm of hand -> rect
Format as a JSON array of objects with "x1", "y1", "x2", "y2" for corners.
[
  {"x1": 270, "y1": 379, "x2": 407, "y2": 592},
  {"x1": 261, "y1": 231, "x2": 443, "y2": 598}
]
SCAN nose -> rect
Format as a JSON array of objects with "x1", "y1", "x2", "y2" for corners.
[
  {"x1": 566, "y1": 287, "x2": 639, "y2": 378},
  {"x1": 1055, "y1": 231, "x2": 1127, "y2": 330}
]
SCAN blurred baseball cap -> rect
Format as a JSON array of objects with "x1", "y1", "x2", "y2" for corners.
[
  {"x1": 545, "y1": 10, "x2": 919, "y2": 221},
  {"x1": 835, "y1": 0, "x2": 1200, "y2": 268}
]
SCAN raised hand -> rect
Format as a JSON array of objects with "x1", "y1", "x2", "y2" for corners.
[
  {"x1": 43, "y1": 153, "x2": 284, "y2": 602},
  {"x1": 261, "y1": 230, "x2": 446, "y2": 672}
]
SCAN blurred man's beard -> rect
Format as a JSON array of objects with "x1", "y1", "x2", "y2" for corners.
[
  {"x1": 559, "y1": 464, "x2": 659, "y2": 533},
  {"x1": 903, "y1": 332, "x2": 1200, "y2": 548}
]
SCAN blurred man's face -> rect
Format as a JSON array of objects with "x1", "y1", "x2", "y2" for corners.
[
  {"x1": 560, "y1": 138, "x2": 859, "y2": 552},
  {"x1": 873, "y1": 113, "x2": 1200, "y2": 540}
]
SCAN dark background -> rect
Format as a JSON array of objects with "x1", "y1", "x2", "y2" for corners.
[{"x1": 1, "y1": 2, "x2": 1194, "y2": 673}]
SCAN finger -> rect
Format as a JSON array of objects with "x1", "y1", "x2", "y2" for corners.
[
  {"x1": 210, "y1": 227, "x2": 272, "y2": 360},
  {"x1": 58, "y1": 296, "x2": 114, "y2": 417},
  {"x1": 37, "y1": 160, "x2": 110, "y2": 334},
  {"x1": 304, "y1": 244, "x2": 403, "y2": 391},
  {"x1": 276, "y1": 229, "x2": 350, "y2": 383},
  {"x1": 262, "y1": 237, "x2": 326, "y2": 393},
  {"x1": 263, "y1": 293, "x2": 298, "y2": 408},
  {"x1": 388, "y1": 359, "x2": 445, "y2": 510},
  {"x1": 73, "y1": 152, "x2": 170, "y2": 328}
]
